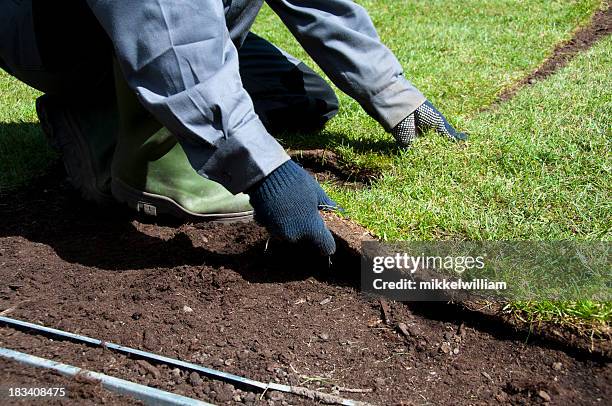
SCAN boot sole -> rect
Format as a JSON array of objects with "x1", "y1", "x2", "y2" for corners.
[{"x1": 112, "y1": 178, "x2": 254, "y2": 224}]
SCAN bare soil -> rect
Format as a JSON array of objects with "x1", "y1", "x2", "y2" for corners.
[
  {"x1": 289, "y1": 149, "x2": 376, "y2": 187},
  {"x1": 0, "y1": 357, "x2": 143, "y2": 405},
  {"x1": 0, "y1": 165, "x2": 610, "y2": 405}
]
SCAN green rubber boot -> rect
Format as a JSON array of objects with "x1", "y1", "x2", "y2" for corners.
[
  {"x1": 111, "y1": 65, "x2": 253, "y2": 222},
  {"x1": 36, "y1": 91, "x2": 117, "y2": 205}
]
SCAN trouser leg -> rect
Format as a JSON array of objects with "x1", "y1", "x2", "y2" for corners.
[
  {"x1": 0, "y1": 0, "x2": 117, "y2": 203},
  {"x1": 0, "y1": 0, "x2": 59, "y2": 92},
  {"x1": 0, "y1": 0, "x2": 113, "y2": 96},
  {"x1": 238, "y1": 33, "x2": 339, "y2": 133}
]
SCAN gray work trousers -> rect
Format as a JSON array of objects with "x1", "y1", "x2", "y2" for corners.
[
  {"x1": 2, "y1": 0, "x2": 425, "y2": 193},
  {"x1": 0, "y1": 0, "x2": 339, "y2": 135}
]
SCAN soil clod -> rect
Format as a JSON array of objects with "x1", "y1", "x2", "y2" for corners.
[
  {"x1": 188, "y1": 371, "x2": 203, "y2": 387},
  {"x1": 538, "y1": 390, "x2": 552, "y2": 402}
]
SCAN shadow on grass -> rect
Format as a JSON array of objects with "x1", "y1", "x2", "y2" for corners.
[
  {"x1": 0, "y1": 122, "x2": 57, "y2": 194},
  {"x1": 277, "y1": 128, "x2": 397, "y2": 155}
]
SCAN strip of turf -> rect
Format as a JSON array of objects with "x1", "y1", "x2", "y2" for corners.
[
  {"x1": 331, "y1": 35, "x2": 611, "y2": 242},
  {"x1": 330, "y1": 34, "x2": 611, "y2": 328},
  {"x1": 255, "y1": 0, "x2": 603, "y2": 145}
]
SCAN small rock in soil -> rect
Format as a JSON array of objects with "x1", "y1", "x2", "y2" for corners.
[
  {"x1": 319, "y1": 297, "x2": 331, "y2": 305},
  {"x1": 453, "y1": 347, "x2": 460, "y2": 355},
  {"x1": 495, "y1": 392, "x2": 508, "y2": 402},
  {"x1": 170, "y1": 368, "x2": 181, "y2": 379},
  {"x1": 552, "y1": 362, "x2": 563, "y2": 371},
  {"x1": 211, "y1": 382, "x2": 234, "y2": 403},
  {"x1": 183, "y1": 305, "x2": 193, "y2": 313},
  {"x1": 538, "y1": 390, "x2": 552, "y2": 402},
  {"x1": 319, "y1": 332, "x2": 330, "y2": 341},
  {"x1": 135, "y1": 360, "x2": 161, "y2": 379},
  {"x1": 440, "y1": 342, "x2": 451, "y2": 354},
  {"x1": 266, "y1": 362, "x2": 280, "y2": 372},
  {"x1": 189, "y1": 371, "x2": 203, "y2": 386},
  {"x1": 397, "y1": 322, "x2": 411, "y2": 338},
  {"x1": 266, "y1": 391, "x2": 284, "y2": 401},
  {"x1": 457, "y1": 322, "x2": 466, "y2": 336}
]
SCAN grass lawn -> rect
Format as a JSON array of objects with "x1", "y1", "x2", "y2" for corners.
[
  {"x1": 0, "y1": 73, "x2": 54, "y2": 193},
  {"x1": 0, "y1": 1, "x2": 609, "y2": 327}
]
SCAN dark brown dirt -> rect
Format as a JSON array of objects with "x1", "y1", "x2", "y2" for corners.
[
  {"x1": 289, "y1": 149, "x2": 378, "y2": 187},
  {"x1": 0, "y1": 358, "x2": 143, "y2": 405},
  {"x1": 0, "y1": 165, "x2": 611, "y2": 405},
  {"x1": 490, "y1": 6, "x2": 611, "y2": 108}
]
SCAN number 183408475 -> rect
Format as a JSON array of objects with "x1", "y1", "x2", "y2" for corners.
[{"x1": 3, "y1": 387, "x2": 66, "y2": 398}]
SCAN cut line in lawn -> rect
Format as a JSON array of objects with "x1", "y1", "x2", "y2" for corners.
[
  {"x1": 289, "y1": 149, "x2": 377, "y2": 188},
  {"x1": 489, "y1": 5, "x2": 611, "y2": 109},
  {"x1": 322, "y1": 212, "x2": 612, "y2": 359}
]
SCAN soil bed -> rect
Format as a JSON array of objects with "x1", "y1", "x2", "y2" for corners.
[
  {"x1": 0, "y1": 166, "x2": 610, "y2": 405},
  {"x1": 0, "y1": 357, "x2": 143, "y2": 405}
]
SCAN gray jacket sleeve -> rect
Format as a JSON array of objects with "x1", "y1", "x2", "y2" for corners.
[
  {"x1": 86, "y1": 0, "x2": 289, "y2": 194},
  {"x1": 265, "y1": 0, "x2": 425, "y2": 131}
]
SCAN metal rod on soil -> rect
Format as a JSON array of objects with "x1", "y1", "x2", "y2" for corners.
[
  {"x1": 0, "y1": 316, "x2": 373, "y2": 406},
  {"x1": 0, "y1": 347, "x2": 212, "y2": 406}
]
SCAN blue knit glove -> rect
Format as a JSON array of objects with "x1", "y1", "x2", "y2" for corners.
[
  {"x1": 247, "y1": 160, "x2": 337, "y2": 255},
  {"x1": 392, "y1": 100, "x2": 468, "y2": 147}
]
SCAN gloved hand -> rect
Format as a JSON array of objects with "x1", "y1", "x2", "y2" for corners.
[
  {"x1": 247, "y1": 160, "x2": 337, "y2": 255},
  {"x1": 392, "y1": 100, "x2": 468, "y2": 147}
]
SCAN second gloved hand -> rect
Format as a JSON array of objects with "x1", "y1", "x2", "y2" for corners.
[
  {"x1": 392, "y1": 100, "x2": 468, "y2": 147},
  {"x1": 247, "y1": 160, "x2": 337, "y2": 255}
]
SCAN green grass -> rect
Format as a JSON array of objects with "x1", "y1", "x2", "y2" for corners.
[
  {"x1": 255, "y1": 1, "x2": 612, "y2": 327},
  {"x1": 330, "y1": 35, "x2": 611, "y2": 242},
  {"x1": 331, "y1": 35, "x2": 611, "y2": 329},
  {"x1": 252, "y1": 0, "x2": 610, "y2": 244},
  {"x1": 0, "y1": 71, "x2": 56, "y2": 193},
  {"x1": 0, "y1": 1, "x2": 609, "y2": 327},
  {"x1": 509, "y1": 300, "x2": 612, "y2": 336},
  {"x1": 256, "y1": 0, "x2": 603, "y2": 115}
]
